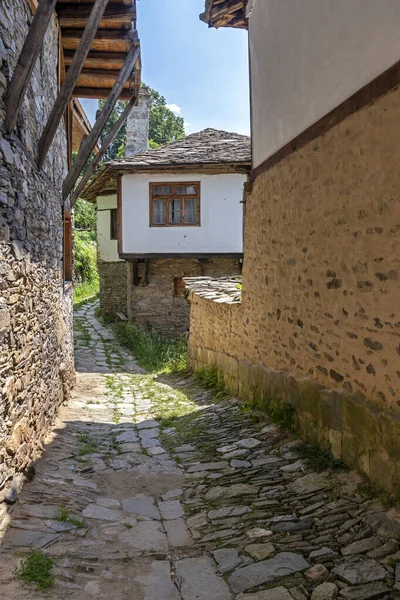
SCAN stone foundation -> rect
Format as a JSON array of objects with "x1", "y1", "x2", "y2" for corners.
[
  {"x1": 127, "y1": 257, "x2": 240, "y2": 335},
  {"x1": 187, "y1": 85, "x2": 400, "y2": 496},
  {"x1": 0, "y1": 1, "x2": 75, "y2": 487},
  {"x1": 98, "y1": 261, "x2": 129, "y2": 316}
]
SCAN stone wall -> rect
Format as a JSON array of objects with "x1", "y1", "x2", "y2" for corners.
[
  {"x1": 0, "y1": 1, "x2": 75, "y2": 488},
  {"x1": 127, "y1": 257, "x2": 241, "y2": 335},
  {"x1": 188, "y1": 85, "x2": 400, "y2": 496},
  {"x1": 98, "y1": 261, "x2": 129, "y2": 316}
]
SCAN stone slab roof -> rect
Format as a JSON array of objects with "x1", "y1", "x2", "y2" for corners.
[
  {"x1": 184, "y1": 276, "x2": 243, "y2": 304},
  {"x1": 81, "y1": 128, "x2": 251, "y2": 201}
]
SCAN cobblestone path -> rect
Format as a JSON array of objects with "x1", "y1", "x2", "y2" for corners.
[{"x1": 0, "y1": 302, "x2": 399, "y2": 599}]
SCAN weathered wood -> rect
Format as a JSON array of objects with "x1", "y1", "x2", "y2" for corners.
[
  {"x1": 38, "y1": 0, "x2": 109, "y2": 168},
  {"x1": 58, "y1": 5, "x2": 135, "y2": 28},
  {"x1": 63, "y1": 45, "x2": 140, "y2": 199},
  {"x1": 64, "y1": 50, "x2": 126, "y2": 70},
  {"x1": 5, "y1": 0, "x2": 57, "y2": 131},
  {"x1": 70, "y1": 95, "x2": 136, "y2": 206},
  {"x1": 72, "y1": 87, "x2": 134, "y2": 99}
]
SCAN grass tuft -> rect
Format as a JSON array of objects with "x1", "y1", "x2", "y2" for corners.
[
  {"x1": 194, "y1": 366, "x2": 227, "y2": 399},
  {"x1": 14, "y1": 551, "x2": 54, "y2": 590},
  {"x1": 101, "y1": 317, "x2": 187, "y2": 374},
  {"x1": 73, "y1": 281, "x2": 99, "y2": 308},
  {"x1": 55, "y1": 506, "x2": 85, "y2": 528},
  {"x1": 294, "y1": 442, "x2": 347, "y2": 472}
]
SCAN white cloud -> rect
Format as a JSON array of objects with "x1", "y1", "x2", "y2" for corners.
[{"x1": 166, "y1": 103, "x2": 182, "y2": 115}]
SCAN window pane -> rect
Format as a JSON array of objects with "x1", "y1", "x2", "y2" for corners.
[
  {"x1": 153, "y1": 185, "x2": 173, "y2": 195},
  {"x1": 176, "y1": 184, "x2": 197, "y2": 195},
  {"x1": 184, "y1": 199, "x2": 197, "y2": 223},
  {"x1": 169, "y1": 199, "x2": 182, "y2": 224},
  {"x1": 153, "y1": 199, "x2": 166, "y2": 224}
]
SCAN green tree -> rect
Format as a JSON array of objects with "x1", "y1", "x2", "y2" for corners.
[{"x1": 99, "y1": 84, "x2": 185, "y2": 161}]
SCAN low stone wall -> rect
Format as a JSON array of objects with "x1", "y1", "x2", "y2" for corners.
[
  {"x1": 127, "y1": 257, "x2": 240, "y2": 335},
  {"x1": 187, "y1": 84, "x2": 400, "y2": 497},
  {"x1": 98, "y1": 261, "x2": 128, "y2": 316},
  {"x1": 0, "y1": 1, "x2": 75, "y2": 487}
]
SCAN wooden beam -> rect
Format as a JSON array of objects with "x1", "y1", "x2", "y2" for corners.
[
  {"x1": 71, "y1": 87, "x2": 134, "y2": 99},
  {"x1": 38, "y1": 0, "x2": 109, "y2": 168},
  {"x1": 4, "y1": 0, "x2": 57, "y2": 131},
  {"x1": 64, "y1": 50, "x2": 126, "y2": 70},
  {"x1": 58, "y1": 5, "x2": 135, "y2": 28},
  {"x1": 70, "y1": 95, "x2": 136, "y2": 207},
  {"x1": 63, "y1": 45, "x2": 140, "y2": 199}
]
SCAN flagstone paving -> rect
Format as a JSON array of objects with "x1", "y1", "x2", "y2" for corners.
[{"x1": 0, "y1": 301, "x2": 399, "y2": 598}]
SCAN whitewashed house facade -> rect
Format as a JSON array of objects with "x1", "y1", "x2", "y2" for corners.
[{"x1": 83, "y1": 126, "x2": 250, "y2": 334}]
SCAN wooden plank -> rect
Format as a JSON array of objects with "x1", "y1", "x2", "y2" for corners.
[
  {"x1": 64, "y1": 50, "x2": 126, "y2": 70},
  {"x1": 62, "y1": 37, "x2": 134, "y2": 53},
  {"x1": 71, "y1": 87, "x2": 134, "y2": 99},
  {"x1": 38, "y1": 0, "x2": 109, "y2": 168},
  {"x1": 58, "y1": 5, "x2": 135, "y2": 28},
  {"x1": 70, "y1": 95, "x2": 136, "y2": 206},
  {"x1": 70, "y1": 67, "x2": 135, "y2": 89},
  {"x1": 63, "y1": 45, "x2": 140, "y2": 199},
  {"x1": 117, "y1": 175, "x2": 123, "y2": 254},
  {"x1": 5, "y1": 0, "x2": 58, "y2": 131}
]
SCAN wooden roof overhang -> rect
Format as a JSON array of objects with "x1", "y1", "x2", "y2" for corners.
[
  {"x1": 4, "y1": 0, "x2": 141, "y2": 204},
  {"x1": 200, "y1": 0, "x2": 248, "y2": 29},
  {"x1": 57, "y1": 0, "x2": 141, "y2": 100},
  {"x1": 81, "y1": 161, "x2": 252, "y2": 203}
]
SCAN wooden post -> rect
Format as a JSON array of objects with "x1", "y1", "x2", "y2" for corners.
[
  {"x1": 62, "y1": 45, "x2": 140, "y2": 199},
  {"x1": 70, "y1": 95, "x2": 136, "y2": 207},
  {"x1": 38, "y1": 0, "x2": 109, "y2": 168},
  {"x1": 5, "y1": 0, "x2": 58, "y2": 132}
]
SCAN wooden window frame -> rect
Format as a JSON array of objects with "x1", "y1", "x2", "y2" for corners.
[
  {"x1": 149, "y1": 182, "x2": 201, "y2": 227},
  {"x1": 110, "y1": 208, "x2": 118, "y2": 240},
  {"x1": 64, "y1": 208, "x2": 73, "y2": 285}
]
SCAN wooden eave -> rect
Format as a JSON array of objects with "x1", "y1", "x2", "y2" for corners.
[
  {"x1": 81, "y1": 161, "x2": 252, "y2": 203},
  {"x1": 56, "y1": 0, "x2": 141, "y2": 100},
  {"x1": 200, "y1": 0, "x2": 248, "y2": 29}
]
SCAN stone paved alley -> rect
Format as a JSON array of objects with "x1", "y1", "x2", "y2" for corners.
[{"x1": 0, "y1": 302, "x2": 399, "y2": 599}]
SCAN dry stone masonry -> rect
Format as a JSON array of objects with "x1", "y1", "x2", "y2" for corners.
[
  {"x1": 0, "y1": 1, "x2": 74, "y2": 491},
  {"x1": 186, "y1": 85, "x2": 400, "y2": 497},
  {"x1": 0, "y1": 302, "x2": 399, "y2": 599}
]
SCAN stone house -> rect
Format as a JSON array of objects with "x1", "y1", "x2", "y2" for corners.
[
  {"x1": 194, "y1": 0, "x2": 400, "y2": 495},
  {"x1": 81, "y1": 112, "x2": 250, "y2": 334},
  {"x1": 0, "y1": 0, "x2": 140, "y2": 491}
]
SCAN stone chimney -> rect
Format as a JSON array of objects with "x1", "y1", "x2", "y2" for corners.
[{"x1": 125, "y1": 87, "x2": 150, "y2": 157}]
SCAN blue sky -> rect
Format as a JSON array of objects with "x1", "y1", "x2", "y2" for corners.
[{"x1": 80, "y1": 0, "x2": 250, "y2": 136}]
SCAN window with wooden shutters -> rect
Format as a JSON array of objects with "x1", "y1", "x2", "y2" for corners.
[
  {"x1": 110, "y1": 208, "x2": 118, "y2": 240},
  {"x1": 149, "y1": 183, "x2": 200, "y2": 227}
]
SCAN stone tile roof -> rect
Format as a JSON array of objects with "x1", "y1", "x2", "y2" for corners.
[
  {"x1": 81, "y1": 128, "x2": 251, "y2": 201},
  {"x1": 111, "y1": 128, "x2": 250, "y2": 168},
  {"x1": 184, "y1": 276, "x2": 243, "y2": 304}
]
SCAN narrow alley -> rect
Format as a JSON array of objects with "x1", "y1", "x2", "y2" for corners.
[{"x1": 0, "y1": 302, "x2": 398, "y2": 599}]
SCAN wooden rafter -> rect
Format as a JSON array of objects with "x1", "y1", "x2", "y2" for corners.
[
  {"x1": 4, "y1": 0, "x2": 57, "y2": 131},
  {"x1": 38, "y1": 0, "x2": 109, "y2": 168},
  {"x1": 70, "y1": 95, "x2": 136, "y2": 207},
  {"x1": 62, "y1": 45, "x2": 140, "y2": 199},
  {"x1": 58, "y1": 4, "x2": 136, "y2": 29}
]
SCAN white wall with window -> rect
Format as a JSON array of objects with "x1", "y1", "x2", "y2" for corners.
[{"x1": 121, "y1": 172, "x2": 245, "y2": 254}]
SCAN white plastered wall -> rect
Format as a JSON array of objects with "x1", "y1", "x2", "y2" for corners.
[
  {"x1": 121, "y1": 172, "x2": 245, "y2": 254},
  {"x1": 249, "y1": 0, "x2": 400, "y2": 168},
  {"x1": 97, "y1": 195, "x2": 120, "y2": 262}
]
